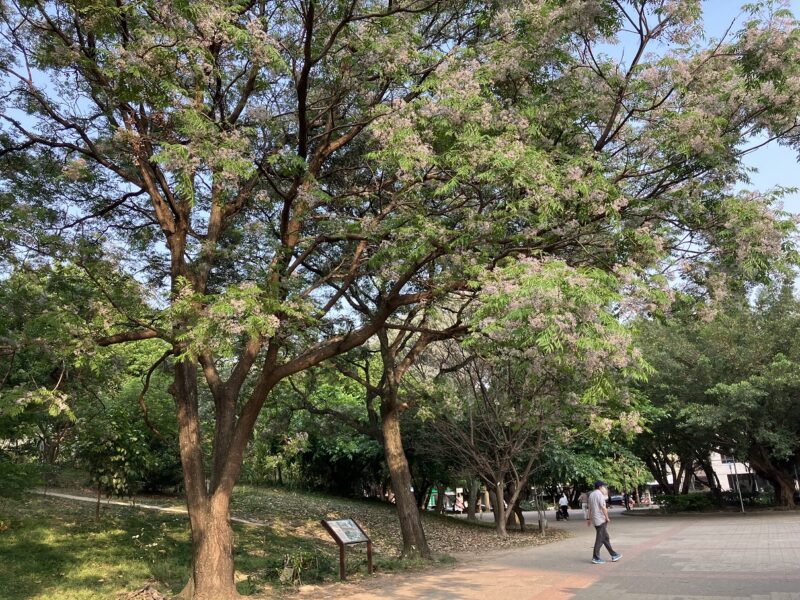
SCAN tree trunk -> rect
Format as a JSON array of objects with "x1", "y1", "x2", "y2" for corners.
[
  {"x1": 505, "y1": 493, "x2": 524, "y2": 531},
  {"x1": 186, "y1": 495, "x2": 238, "y2": 600},
  {"x1": 681, "y1": 466, "x2": 693, "y2": 494},
  {"x1": 172, "y1": 360, "x2": 241, "y2": 600},
  {"x1": 674, "y1": 462, "x2": 686, "y2": 494},
  {"x1": 698, "y1": 456, "x2": 722, "y2": 505},
  {"x1": 381, "y1": 405, "x2": 431, "y2": 558},
  {"x1": 467, "y1": 478, "x2": 479, "y2": 521},
  {"x1": 414, "y1": 478, "x2": 431, "y2": 509},
  {"x1": 422, "y1": 486, "x2": 432, "y2": 511},
  {"x1": 644, "y1": 453, "x2": 672, "y2": 493},
  {"x1": 489, "y1": 483, "x2": 507, "y2": 536},
  {"x1": 749, "y1": 448, "x2": 796, "y2": 508},
  {"x1": 533, "y1": 487, "x2": 547, "y2": 533},
  {"x1": 382, "y1": 476, "x2": 391, "y2": 502},
  {"x1": 435, "y1": 483, "x2": 446, "y2": 514}
]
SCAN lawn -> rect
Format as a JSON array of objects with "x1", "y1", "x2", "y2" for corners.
[{"x1": 0, "y1": 486, "x2": 568, "y2": 599}]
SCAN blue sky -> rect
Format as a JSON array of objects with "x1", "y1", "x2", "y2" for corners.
[{"x1": 703, "y1": 0, "x2": 800, "y2": 215}]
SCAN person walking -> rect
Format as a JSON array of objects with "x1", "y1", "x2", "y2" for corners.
[
  {"x1": 587, "y1": 480, "x2": 622, "y2": 565},
  {"x1": 578, "y1": 490, "x2": 589, "y2": 520}
]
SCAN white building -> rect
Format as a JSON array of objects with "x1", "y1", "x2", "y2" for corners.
[{"x1": 707, "y1": 452, "x2": 762, "y2": 493}]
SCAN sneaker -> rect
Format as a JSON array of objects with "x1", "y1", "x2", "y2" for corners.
[
  {"x1": 611, "y1": 553, "x2": 622, "y2": 562},
  {"x1": 592, "y1": 557, "x2": 606, "y2": 565}
]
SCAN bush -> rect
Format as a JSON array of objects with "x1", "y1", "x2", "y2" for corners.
[
  {"x1": 0, "y1": 456, "x2": 41, "y2": 497},
  {"x1": 654, "y1": 493, "x2": 714, "y2": 512},
  {"x1": 721, "y1": 490, "x2": 775, "y2": 507}
]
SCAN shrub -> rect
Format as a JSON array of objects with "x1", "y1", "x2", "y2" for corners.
[
  {"x1": 654, "y1": 493, "x2": 714, "y2": 512},
  {"x1": 721, "y1": 490, "x2": 775, "y2": 507},
  {"x1": 0, "y1": 456, "x2": 41, "y2": 497}
]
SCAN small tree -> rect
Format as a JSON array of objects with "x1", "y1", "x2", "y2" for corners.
[{"x1": 425, "y1": 258, "x2": 646, "y2": 535}]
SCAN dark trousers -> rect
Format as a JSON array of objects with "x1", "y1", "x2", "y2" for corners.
[{"x1": 593, "y1": 522, "x2": 615, "y2": 559}]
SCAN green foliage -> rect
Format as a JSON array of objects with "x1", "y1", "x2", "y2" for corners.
[
  {"x1": 70, "y1": 375, "x2": 182, "y2": 497},
  {"x1": 0, "y1": 457, "x2": 41, "y2": 497},
  {"x1": 2, "y1": 0, "x2": 800, "y2": 587},
  {"x1": 655, "y1": 493, "x2": 714, "y2": 513},
  {"x1": 633, "y1": 283, "x2": 800, "y2": 503},
  {"x1": 720, "y1": 489, "x2": 775, "y2": 507}
]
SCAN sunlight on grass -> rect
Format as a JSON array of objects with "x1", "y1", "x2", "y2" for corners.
[{"x1": 1, "y1": 486, "x2": 569, "y2": 598}]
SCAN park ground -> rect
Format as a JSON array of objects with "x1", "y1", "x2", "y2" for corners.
[
  {"x1": 1, "y1": 486, "x2": 798, "y2": 599},
  {"x1": 0, "y1": 484, "x2": 566, "y2": 599}
]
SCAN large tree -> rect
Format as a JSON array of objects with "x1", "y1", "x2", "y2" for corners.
[
  {"x1": 634, "y1": 285, "x2": 800, "y2": 507},
  {"x1": 0, "y1": 2, "x2": 501, "y2": 596},
  {"x1": 2, "y1": 1, "x2": 799, "y2": 597}
]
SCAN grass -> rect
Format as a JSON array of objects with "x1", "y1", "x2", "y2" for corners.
[
  {"x1": 0, "y1": 484, "x2": 569, "y2": 599},
  {"x1": 0, "y1": 495, "x2": 193, "y2": 600}
]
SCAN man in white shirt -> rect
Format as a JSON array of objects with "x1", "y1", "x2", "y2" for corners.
[
  {"x1": 558, "y1": 493, "x2": 569, "y2": 520},
  {"x1": 587, "y1": 480, "x2": 622, "y2": 565}
]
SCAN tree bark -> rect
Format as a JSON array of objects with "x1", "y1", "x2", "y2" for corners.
[
  {"x1": 381, "y1": 405, "x2": 431, "y2": 558},
  {"x1": 187, "y1": 495, "x2": 238, "y2": 600},
  {"x1": 172, "y1": 360, "x2": 241, "y2": 599},
  {"x1": 505, "y1": 492, "x2": 524, "y2": 531},
  {"x1": 681, "y1": 464, "x2": 693, "y2": 494},
  {"x1": 421, "y1": 486, "x2": 432, "y2": 510},
  {"x1": 467, "y1": 478, "x2": 479, "y2": 521},
  {"x1": 644, "y1": 453, "x2": 672, "y2": 493},
  {"x1": 434, "y1": 482, "x2": 446, "y2": 514},
  {"x1": 698, "y1": 455, "x2": 722, "y2": 505},
  {"x1": 674, "y1": 462, "x2": 686, "y2": 495},
  {"x1": 749, "y1": 448, "x2": 796, "y2": 508},
  {"x1": 489, "y1": 482, "x2": 507, "y2": 536},
  {"x1": 414, "y1": 478, "x2": 431, "y2": 509}
]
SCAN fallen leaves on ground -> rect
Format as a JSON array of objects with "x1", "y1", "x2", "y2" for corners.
[{"x1": 230, "y1": 486, "x2": 570, "y2": 558}]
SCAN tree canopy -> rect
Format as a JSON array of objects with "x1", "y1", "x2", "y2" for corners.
[{"x1": 2, "y1": 1, "x2": 800, "y2": 597}]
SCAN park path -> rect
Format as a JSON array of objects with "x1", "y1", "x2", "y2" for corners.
[
  {"x1": 291, "y1": 510, "x2": 800, "y2": 600},
  {"x1": 34, "y1": 490, "x2": 800, "y2": 599},
  {"x1": 31, "y1": 489, "x2": 268, "y2": 526}
]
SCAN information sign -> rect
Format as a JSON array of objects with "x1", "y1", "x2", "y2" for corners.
[
  {"x1": 325, "y1": 519, "x2": 369, "y2": 544},
  {"x1": 320, "y1": 518, "x2": 373, "y2": 580}
]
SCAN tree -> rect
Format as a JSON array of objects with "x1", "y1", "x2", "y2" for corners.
[
  {"x1": 633, "y1": 284, "x2": 800, "y2": 507},
  {"x1": 299, "y1": 308, "x2": 468, "y2": 558},
  {"x1": 1, "y1": 2, "x2": 491, "y2": 596},
  {"x1": 0, "y1": 264, "x2": 127, "y2": 477},
  {"x1": 424, "y1": 257, "x2": 646, "y2": 534},
  {"x1": 3, "y1": 1, "x2": 799, "y2": 596}
]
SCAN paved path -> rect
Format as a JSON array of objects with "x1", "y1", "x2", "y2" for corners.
[
  {"x1": 31, "y1": 489, "x2": 268, "y2": 526},
  {"x1": 296, "y1": 509, "x2": 800, "y2": 600}
]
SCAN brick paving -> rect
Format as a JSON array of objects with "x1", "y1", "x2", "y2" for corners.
[{"x1": 294, "y1": 508, "x2": 800, "y2": 600}]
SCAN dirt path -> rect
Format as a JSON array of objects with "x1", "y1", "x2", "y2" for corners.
[{"x1": 31, "y1": 489, "x2": 268, "y2": 526}]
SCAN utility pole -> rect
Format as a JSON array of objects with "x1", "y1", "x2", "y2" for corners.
[{"x1": 732, "y1": 456, "x2": 745, "y2": 513}]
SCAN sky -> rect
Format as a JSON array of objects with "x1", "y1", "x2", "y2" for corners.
[{"x1": 703, "y1": 0, "x2": 800, "y2": 215}]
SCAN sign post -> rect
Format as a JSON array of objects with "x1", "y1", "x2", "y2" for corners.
[{"x1": 320, "y1": 519, "x2": 373, "y2": 581}]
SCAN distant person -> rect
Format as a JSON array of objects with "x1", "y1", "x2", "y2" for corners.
[
  {"x1": 587, "y1": 480, "x2": 622, "y2": 565},
  {"x1": 578, "y1": 490, "x2": 589, "y2": 520},
  {"x1": 558, "y1": 493, "x2": 570, "y2": 520}
]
